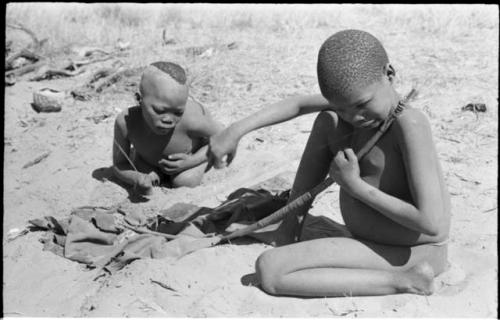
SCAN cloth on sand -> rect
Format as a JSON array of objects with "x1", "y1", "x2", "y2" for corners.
[{"x1": 28, "y1": 188, "x2": 294, "y2": 274}]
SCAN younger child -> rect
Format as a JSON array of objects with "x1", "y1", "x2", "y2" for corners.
[
  {"x1": 208, "y1": 30, "x2": 451, "y2": 297},
  {"x1": 113, "y1": 61, "x2": 222, "y2": 194}
]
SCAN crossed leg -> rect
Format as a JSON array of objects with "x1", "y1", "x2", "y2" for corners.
[{"x1": 256, "y1": 236, "x2": 447, "y2": 297}]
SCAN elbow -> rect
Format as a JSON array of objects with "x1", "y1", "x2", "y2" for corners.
[
  {"x1": 111, "y1": 164, "x2": 122, "y2": 177},
  {"x1": 419, "y1": 212, "x2": 440, "y2": 237},
  {"x1": 423, "y1": 225, "x2": 439, "y2": 237}
]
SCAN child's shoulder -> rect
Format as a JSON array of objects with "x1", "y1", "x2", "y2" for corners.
[
  {"x1": 180, "y1": 99, "x2": 208, "y2": 127},
  {"x1": 114, "y1": 105, "x2": 142, "y2": 133},
  {"x1": 394, "y1": 106, "x2": 430, "y2": 130},
  {"x1": 116, "y1": 105, "x2": 141, "y2": 122},
  {"x1": 392, "y1": 106, "x2": 433, "y2": 144}
]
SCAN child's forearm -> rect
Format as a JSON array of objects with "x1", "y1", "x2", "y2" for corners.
[
  {"x1": 112, "y1": 163, "x2": 145, "y2": 186},
  {"x1": 188, "y1": 145, "x2": 209, "y2": 167},
  {"x1": 347, "y1": 180, "x2": 440, "y2": 236},
  {"x1": 229, "y1": 94, "x2": 330, "y2": 140}
]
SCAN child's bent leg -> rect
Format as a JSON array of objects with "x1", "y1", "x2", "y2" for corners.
[
  {"x1": 255, "y1": 237, "x2": 447, "y2": 297},
  {"x1": 170, "y1": 163, "x2": 206, "y2": 188},
  {"x1": 273, "y1": 111, "x2": 338, "y2": 245}
]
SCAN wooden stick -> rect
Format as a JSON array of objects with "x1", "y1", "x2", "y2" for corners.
[
  {"x1": 120, "y1": 223, "x2": 178, "y2": 240},
  {"x1": 6, "y1": 48, "x2": 44, "y2": 70},
  {"x1": 5, "y1": 60, "x2": 46, "y2": 77}
]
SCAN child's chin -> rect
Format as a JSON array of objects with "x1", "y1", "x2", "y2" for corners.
[{"x1": 154, "y1": 126, "x2": 174, "y2": 134}]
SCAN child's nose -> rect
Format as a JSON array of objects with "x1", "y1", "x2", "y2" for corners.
[
  {"x1": 351, "y1": 112, "x2": 367, "y2": 122},
  {"x1": 161, "y1": 115, "x2": 174, "y2": 124}
]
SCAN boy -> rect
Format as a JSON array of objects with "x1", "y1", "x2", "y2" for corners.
[
  {"x1": 208, "y1": 30, "x2": 450, "y2": 297},
  {"x1": 113, "y1": 61, "x2": 222, "y2": 195}
]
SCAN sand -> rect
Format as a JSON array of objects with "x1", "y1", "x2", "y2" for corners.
[{"x1": 3, "y1": 3, "x2": 498, "y2": 318}]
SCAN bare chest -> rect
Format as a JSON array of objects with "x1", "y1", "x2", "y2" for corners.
[
  {"x1": 349, "y1": 128, "x2": 408, "y2": 196},
  {"x1": 129, "y1": 127, "x2": 197, "y2": 166}
]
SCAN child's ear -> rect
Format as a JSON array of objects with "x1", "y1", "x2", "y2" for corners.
[
  {"x1": 384, "y1": 63, "x2": 396, "y2": 83},
  {"x1": 135, "y1": 92, "x2": 142, "y2": 104}
]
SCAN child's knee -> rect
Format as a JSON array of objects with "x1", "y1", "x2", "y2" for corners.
[
  {"x1": 256, "y1": 250, "x2": 281, "y2": 295},
  {"x1": 313, "y1": 110, "x2": 338, "y2": 129},
  {"x1": 170, "y1": 169, "x2": 203, "y2": 188}
]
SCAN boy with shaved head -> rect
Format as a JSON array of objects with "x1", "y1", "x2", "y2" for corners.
[
  {"x1": 113, "y1": 61, "x2": 222, "y2": 194},
  {"x1": 208, "y1": 30, "x2": 450, "y2": 297}
]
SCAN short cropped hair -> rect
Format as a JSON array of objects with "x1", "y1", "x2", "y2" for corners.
[
  {"x1": 317, "y1": 29, "x2": 389, "y2": 100},
  {"x1": 150, "y1": 61, "x2": 187, "y2": 85}
]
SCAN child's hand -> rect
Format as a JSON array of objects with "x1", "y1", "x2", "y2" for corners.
[
  {"x1": 208, "y1": 129, "x2": 239, "y2": 169},
  {"x1": 148, "y1": 171, "x2": 161, "y2": 186},
  {"x1": 158, "y1": 153, "x2": 194, "y2": 174},
  {"x1": 329, "y1": 148, "x2": 362, "y2": 193},
  {"x1": 136, "y1": 173, "x2": 155, "y2": 195}
]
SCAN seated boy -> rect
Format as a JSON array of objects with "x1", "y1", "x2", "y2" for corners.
[
  {"x1": 208, "y1": 30, "x2": 450, "y2": 297},
  {"x1": 113, "y1": 61, "x2": 222, "y2": 195}
]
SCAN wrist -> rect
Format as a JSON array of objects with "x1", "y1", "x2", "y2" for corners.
[
  {"x1": 188, "y1": 155, "x2": 203, "y2": 168},
  {"x1": 344, "y1": 177, "x2": 366, "y2": 197},
  {"x1": 228, "y1": 122, "x2": 245, "y2": 141}
]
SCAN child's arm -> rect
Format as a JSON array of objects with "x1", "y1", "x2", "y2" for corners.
[
  {"x1": 331, "y1": 109, "x2": 447, "y2": 237},
  {"x1": 158, "y1": 102, "x2": 223, "y2": 174},
  {"x1": 209, "y1": 94, "x2": 332, "y2": 168},
  {"x1": 112, "y1": 113, "x2": 156, "y2": 191}
]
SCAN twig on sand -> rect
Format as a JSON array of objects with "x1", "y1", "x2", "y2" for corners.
[
  {"x1": 5, "y1": 60, "x2": 47, "y2": 77},
  {"x1": 136, "y1": 297, "x2": 169, "y2": 315},
  {"x1": 6, "y1": 48, "x2": 45, "y2": 70},
  {"x1": 453, "y1": 172, "x2": 481, "y2": 185},
  {"x1": 150, "y1": 278, "x2": 183, "y2": 295},
  {"x1": 7, "y1": 227, "x2": 29, "y2": 242},
  {"x1": 30, "y1": 67, "x2": 86, "y2": 81},
  {"x1": 22, "y1": 151, "x2": 51, "y2": 169}
]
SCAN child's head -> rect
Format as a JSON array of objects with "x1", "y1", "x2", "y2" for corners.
[
  {"x1": 317, "y1": 29, "x2": 397, "y2": 129},
  {"x1": 138, "y1": 61, "x2": 189, "y2": 134}
]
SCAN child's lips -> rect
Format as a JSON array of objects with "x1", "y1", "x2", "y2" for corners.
[
  {"x1": 355, "y1": 120, "x2": 378, "y2": 128},
  {"x1": 156, "y1": 125, "x2": 174, "y2": 133}
]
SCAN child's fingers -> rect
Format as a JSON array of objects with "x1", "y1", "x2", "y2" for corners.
[
  {"x1": 205, "y1": 160, "x2": 213, "y2": 172},
  {"x1": 334, "y1": 150, "x2": 348, "y2": 164},
  {"x1": 226, "y1": 152, "x2": 235, "y2": 166},
  {"x1": 211, "y1": 155, "x2": 226, "y2": 169},
  {"x1": 167, "y1": 153, "x2": 188, "y2": 161},
  {"x1": 158, "y1": 160, "x2": 180, "y2": 173},
  {"x1": 343, "y1": 148, "x2": 358, "y2": 162}
]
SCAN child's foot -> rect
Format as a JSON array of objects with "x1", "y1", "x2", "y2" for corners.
[{"x1": 402, "y1": 262, "x2": 435, "y2": 295}]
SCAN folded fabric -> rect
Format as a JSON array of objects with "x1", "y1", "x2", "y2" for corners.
[{"x1": 29, "y1": 188, "x2": 290, "y2": 275}]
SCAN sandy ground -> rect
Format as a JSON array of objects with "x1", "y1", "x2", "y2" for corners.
[{"x1": 3, "y1": 4, "x2": 498, "y2": 317}]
